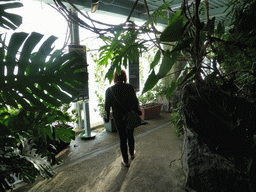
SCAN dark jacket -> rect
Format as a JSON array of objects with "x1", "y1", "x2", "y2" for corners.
[{"x1": 105, "y1": 83, "x2": 141, "y2": 119}]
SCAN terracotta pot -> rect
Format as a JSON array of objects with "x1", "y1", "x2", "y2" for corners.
[{"x1": 140, "y1": 103, "x2": 163, "y2": 120}]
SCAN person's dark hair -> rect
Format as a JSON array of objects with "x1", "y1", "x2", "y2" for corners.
[{"x1": 114, "y1": 69, "x2": 127, "y2": 84}]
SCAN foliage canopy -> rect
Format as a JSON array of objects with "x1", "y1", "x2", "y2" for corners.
[{"x1": 0, "y1": 1, "x2": 87, "y2": 190}]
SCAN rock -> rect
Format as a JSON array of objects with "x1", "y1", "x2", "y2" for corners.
[
  {"x1": 180, "y1": 83, "x2": 256, "y2": 191},
  {"x1": 156, "y1": 94, "x2": 170, "y2": 112},
  {"x1": 183, "y1": 128, "x2": 251, "y2": 192},
  {"x1": 156, "y1": 91, "x2": 181, "y2": 113}
]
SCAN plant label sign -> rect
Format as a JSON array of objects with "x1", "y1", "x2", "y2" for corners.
[
  {"x1": 69, "y1": 45, "x2": 89, "y2": 100},
  {"x1": 129, "y1": 58, "x2": 140, "y2": 92}
]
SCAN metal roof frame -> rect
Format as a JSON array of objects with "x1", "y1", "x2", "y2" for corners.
[{"x1": 36, "y1": 0, "x2": 232, "y2": 26}]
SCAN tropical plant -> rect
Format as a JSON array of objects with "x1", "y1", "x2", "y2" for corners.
[
  {"x1": 140, "y1": 1, "x2": 256, "y2": 179},
  {"x1": 92, "y1": 52, "x2": 110, "y2": 118},
  {"x1": 1, "y1": 32, "x2": 87, "y2": 110},
  {"x1": 170, "y1": 103, "x2": 184, "y2": 136},
  {"x1": 0, "y1": 0, "x2": 22, "y2": 31},
  {"x1": 94, "y1": 91, "x2": 105, "y2": 118},
  {"x1": 140, "y1": 0, "x2": 256, "y2": 102},
  {"x1": 1, "y1": 107, "x2": 74, "y2": 186},
  {"x1": 0, "y1": 33, "x2": 87, "y2": 190},
  {"x1": 98, "y1": 22, "x2": 147, "y2": 83},
  {"x1": 54, "y1": 103, "x2": 79, "y2": 128},
  {"x1": 138, "y1": 91, "x2": 156, "y2": 106},
  {"x1": 138, "y1": 84, "x2": 166, "y2": 107},
  {"x1": 0, "y1": 1, "x2": 88, "y2": 191}
]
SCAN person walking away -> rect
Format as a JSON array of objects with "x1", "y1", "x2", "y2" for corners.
[{"x1": 104, "y1": 69, "x2": 141, "y2": 167}]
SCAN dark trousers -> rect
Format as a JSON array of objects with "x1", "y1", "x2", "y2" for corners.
[{"x1": 114, "y1": 117, "x2": 135, "y2": 163}]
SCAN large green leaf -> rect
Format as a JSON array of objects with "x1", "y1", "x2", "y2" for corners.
[
  {"x1": 29, "y1": 85, "x2": 61, "y2": 107},
  {"x1": 1, "y1": 90, "x2": 17, "y2": 108},
  {"x1": 19, "y1": 32, "x2": 43, "y2": 63},
  {"x1": 0, "y1": 32, "x2": 88, "y2": 110},
  {"x1": 19, "y1": 138, "x2": 54, "y2": 178},
  {"x1": 98, "y1": 26, "x2": 146, "y2": 83},
  {"x1": 150, "y1": 50, "x2": 161, "y2": 70},
  {"x1": 6, "y1": 32, "x2": 28, "y2": 62},
  {"x1": 0, "y1": 34, "x2": 6, "y2": 61},
  {"x1": 105, "y1": 65, "x2": 114, "y2": 84},
  {"x1": 32, "y1": 36, "x2": 58, "y2": 64},
  {"x1": 179, "y1": 67, "x2": 197, "y2": 85},
  {"x1": 216, "y1": 21, "x2": 225, "y2": 38},
  {"x1": 47, "y1": 50, "x2": 62, "y2": 63},
  {"x1": 157, "y1": 50, "x2": 179, "y2": 79},
  {"x1": 0, "y1": 1, "x2": 23, "y2": 31},
  {"x1": 159, "y1": 10, "x2": 184, "y2": 42},
  {"x1": 142, "y1": 69, "x2": 159, "y2": 94},
  {"x1": 166, "y1": 80, "x2": 177, "y2": 99},
  {"x1": 54, "y1": 126, "x2": 75, "y2": 142},
  {"x1": 203, "y1": 17, "x2": 215, "y2": 34},
  {"x1": 171, "y1": 38, "x2": 193, "y2": 53}
]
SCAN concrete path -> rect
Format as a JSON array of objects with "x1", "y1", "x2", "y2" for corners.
[{"x1": 13, "y1": 113, "x2": 185, "y2": 192}]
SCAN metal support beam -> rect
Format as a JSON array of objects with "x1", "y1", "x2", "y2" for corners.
[
  {"x1": 79, "y1": 100, "x2": 96, "y2": 139},
  {"x1": 70, "y1": 9, "x2": 80, "y2": 45},
  {"x1": 69, "y1": 8, "x2": 96, "y2": 139}
]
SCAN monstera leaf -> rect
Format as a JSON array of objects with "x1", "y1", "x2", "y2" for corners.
[
  {"x1": 0, "y1": 32, "x2": 88, "y2": 111},
  {"x1": 18, "y1": 138, "x2": 53, "y2": 180},
  {"x1": 0, "y1": 0, "x2": 23, "y2": 31}
]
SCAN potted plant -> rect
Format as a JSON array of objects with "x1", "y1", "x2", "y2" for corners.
[
  {"x1": 104, "y1": 114, "x2": 117, "y2": 132},
  {"x1": 95, "y1": 91, "x2": 117, "y2": 132},
  {"x1": 138, "y1": 89, "x2": 163, "y2": 120}
]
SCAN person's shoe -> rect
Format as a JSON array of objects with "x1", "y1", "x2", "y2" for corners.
[
  {"x1": 131, "y1": 151, "x2": 136, "y2": 160},
  {"x1": 121, "y1": 161, "x2": 130, "y2": 167}
]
